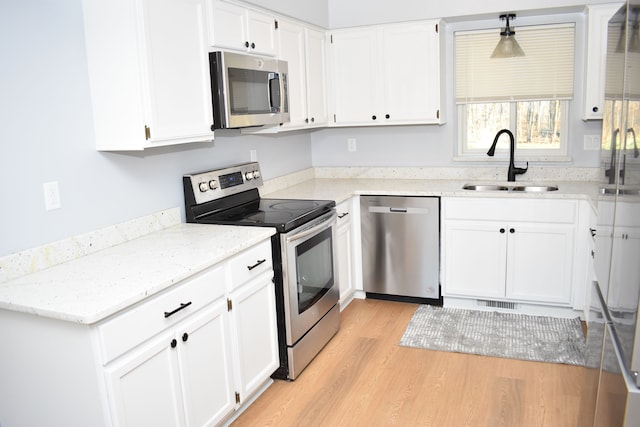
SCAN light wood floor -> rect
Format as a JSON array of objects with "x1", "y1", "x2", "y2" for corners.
[{"x1": 232, "y1": 298, "x2": 598, "y2": 427}]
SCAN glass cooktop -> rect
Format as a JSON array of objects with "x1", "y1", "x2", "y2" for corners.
[{"x1": 195, "y1": 198, "x2": 335, "y2": 232}]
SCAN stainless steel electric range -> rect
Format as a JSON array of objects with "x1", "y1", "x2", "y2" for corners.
[{"x1": 183, "y1": 162, "x2": 339, "y2": 380}]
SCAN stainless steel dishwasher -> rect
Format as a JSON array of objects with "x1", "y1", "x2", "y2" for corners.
[{"x1": 360, "y1": 195, "x2": 440, "y2": 302}]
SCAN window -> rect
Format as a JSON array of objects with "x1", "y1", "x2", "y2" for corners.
[{"x1": 455, "y1": 23, "x2": 575, "y2": 160}]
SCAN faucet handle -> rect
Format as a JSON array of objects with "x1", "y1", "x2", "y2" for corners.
[{"x1": 514, "y1": 161, "x2": 529, "y2": 175}]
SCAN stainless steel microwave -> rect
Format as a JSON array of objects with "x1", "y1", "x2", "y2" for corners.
[{"x1": 209, "y1": 51, "x2": 289, "y2": 129}]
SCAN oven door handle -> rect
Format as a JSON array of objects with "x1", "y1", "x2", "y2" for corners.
[{"x1": 285, "y1": 211, "x2": 337, "y2": 244}]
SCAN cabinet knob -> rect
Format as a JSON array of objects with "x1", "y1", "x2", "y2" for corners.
[
  {"x1": 182, "y1": 332, "x2": 189, "y2": 342},
  {"x1": 372, "y1": 115, "x2": 377, "y2": 120},
  {"x1": 305, "y1": 118, "x2": 309, "y2": 123},
  {"x1": 592, "y1": 106, "x2": 598, "y2": 113},
  {"x1": 245, "y1": 41, "x2": 250, "y2": 48},
  {"x1": 510, "y1": 228, "x2": 515, "y2": 233},
  {"x1": 170, "y1": 339, "x2": 177, "y2": 349},
  {"x1": 251, "y1": 42, "x2": 256, "y2": 49},
  {"x1": 500, "y1": 228, "x2": 505, "y2": 233},
  {"x1": 385, "y1": 114, "x2": 390, "y2": 119},
  {"x1": 311, "y1": 117, "x2": 315, "y2": 123},
  {"x1": 210, "y1": 124, "x2": 215, "y2": 132}
]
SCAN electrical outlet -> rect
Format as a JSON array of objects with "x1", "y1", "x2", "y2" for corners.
[
  {"x1": 347, "y1": 138, "x2": 357, "y2": 152},
  {"x1": 583, "y1": 135, "x2": 601, "y2": 150},
  {"x1": 43, "y1": 181, "x2": 61, "y2": 211}
]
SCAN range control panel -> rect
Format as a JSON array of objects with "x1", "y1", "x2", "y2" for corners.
[{"x1": 184, "y1": 162, "x2": 263, "y2": 205}]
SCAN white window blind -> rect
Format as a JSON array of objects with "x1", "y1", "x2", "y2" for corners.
[{"x1": 455, "y1": 24, "x2": 575, "y2": 104}]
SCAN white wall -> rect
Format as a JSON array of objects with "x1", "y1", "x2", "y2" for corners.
[{"x1": 0, "y1": 0, "x2": 311, "y2": 256}]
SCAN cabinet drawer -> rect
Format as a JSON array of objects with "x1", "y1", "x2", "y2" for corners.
[
  {"x1": 444, "y1": 197, "x2": 577, "y2": 223},
  {"x1": 98, "y1": 264, "x2": 226, "y2": 364},
  {"x1": 228, "y1": 239, "x2": 273, "y2": 289},
  {"x1": 336, "y1": 200, "x2": 352, "y2": 227}
]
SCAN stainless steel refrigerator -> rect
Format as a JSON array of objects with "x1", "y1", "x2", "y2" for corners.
[{"x1": 586, "y1": 1, "x2": 640, "y2": 425}]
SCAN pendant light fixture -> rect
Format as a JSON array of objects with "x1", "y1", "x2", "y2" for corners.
[{"x1": 491, "y1": 13, "x2": 525, "y2": 58}]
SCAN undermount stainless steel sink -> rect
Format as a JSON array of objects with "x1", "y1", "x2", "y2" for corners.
[
  {"x1": 462, "y1": 183, "x2": 559, "y2": 192},
  {"x1": 461, "y1": 184, "x2": 509, "y2": 191},
  {"x1": 511, "y1": 185, "x2": 559, "y2": 192}
]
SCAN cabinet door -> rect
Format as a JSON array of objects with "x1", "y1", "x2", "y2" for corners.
[
  {"x1": 246, "y1": 10, "x2": 277, "y2": 56},
  {"x1": 583, "y1": 4, "x2": 621, "y2": 120},
  {"x1": 337, "y1": 220, "x2": 354, "y2": 305},
  {"x1": 278, "y1": 20, "x2": 308, "y2": 128},
  {"x1": 506, "y1": 223, "x2": 575, "y2": 304},
  {"x1": 330, "y1": 28, "x2": 380, "y2": 125},
  {"x1": 207, "y1": 0, "x2": 247, "y2": 52},
  {"x1": 178, "y1": 300, "x2": 235, "y2": 427},
  {"x1": 607, "y1": 229, "x2": 640, "y2": 312},
  {"x1": 141, "y1": 0, "x2": 214, "y2": 143},
  {"x1": 443, "y1": 220, "x2": 507, "y2": 299},
  {"x1": 381, "y1": 21, "x2": 440, "y2": 124},
  {"x1": 229, "y1": 273, "x2": 279, "y2": 401},
  {"x1": 105, "y1": 331, "x2": 185, "y2": 427},
  {"x1": 305, "y1": 28, "x2": 329, "y2": 126}
]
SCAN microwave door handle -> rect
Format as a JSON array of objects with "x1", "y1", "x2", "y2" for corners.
[
  {"x1": 268, "y1": 72, "x2": 281, "y2": 112},
  {"x1": 285, "y1": 212, "x2": 337, "y2": 244}
]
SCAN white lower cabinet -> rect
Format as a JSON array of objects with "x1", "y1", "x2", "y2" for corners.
[
  {"x1": 443, "y1": 198, "x2": 578, "y2": 307},
  {"x1": 105, "y1": 300, "x2": 234, "y2": 427},
  {"x1": 102, "y1": 239, "x2": 278, "y2": 427},
  {"x1": 595, "y1": 201, "x2": 640, "y2": 312},
  {"x1": 336, "y1": 198, "x2": 357, "y2": 307},
  {"x1": 0, "y1": 238, "x2": 278, "y2": 427},
  {"x1": 229, "y1": 271, "x2": 279, "y2": 401}
]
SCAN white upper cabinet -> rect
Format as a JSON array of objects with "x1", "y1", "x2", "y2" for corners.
[
  {"x1": 207, "y1": 0, "x2": 277, "y2": 56},
  {"x1": 304, "y1": 28, "x2": 329, "y2": 127},
  {"x1": 583, "y1": 3, "x2": 624, "y2": 120},
  {"x1": 277, "y1": 19, "x2": 328, "y2": 130},
  {"x1": 380, "y1": 22, "x2": 442, "y2": 124},
  {"x1": 328, "y1": 20, "x2": 444, "y2": 127},
  {"x1": 83, "y1": 0, "x2": 215, "y2": 151},
  {"x1": 329, "y1": 28, "x2": 380, "y2": 126}
]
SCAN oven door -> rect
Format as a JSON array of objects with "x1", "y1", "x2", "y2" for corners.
[{"x1": 281, "y1": 210, "x2": 339, "y2": 346}]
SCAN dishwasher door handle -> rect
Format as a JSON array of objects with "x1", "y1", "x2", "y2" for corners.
[{"x1": 368, "y1": 206, "x2": 430, "y2": 214}]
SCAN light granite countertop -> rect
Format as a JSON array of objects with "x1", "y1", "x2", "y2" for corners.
[
  {"x1": 0, "y1": 224, "x2": 275, "y2": 324},
  {"x1": 262, "y1": 177, "x2": 603, "y2": 208}
]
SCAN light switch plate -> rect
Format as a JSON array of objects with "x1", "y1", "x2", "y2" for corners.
[{"x1": 43, "y1": 181, "x2": 61, "y2": 211}]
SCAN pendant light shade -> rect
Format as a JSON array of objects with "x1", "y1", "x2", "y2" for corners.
[{"x1": 491, "y1": 14, "x2": 525, "y2": 58}]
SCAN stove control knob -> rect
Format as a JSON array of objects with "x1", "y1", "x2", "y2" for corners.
[
  {"x1": 245, "y1": 171, "x2": 254, "y2": 181},
  {"x1": 198, "y1": 182, "x2": 208, "y2": 192},
  {"x1": 253, "y1": 170, "x2": 261, "y2": 179},
  {"x1": 208, "y1": 180, "x2": 218, "y2": 190}
]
